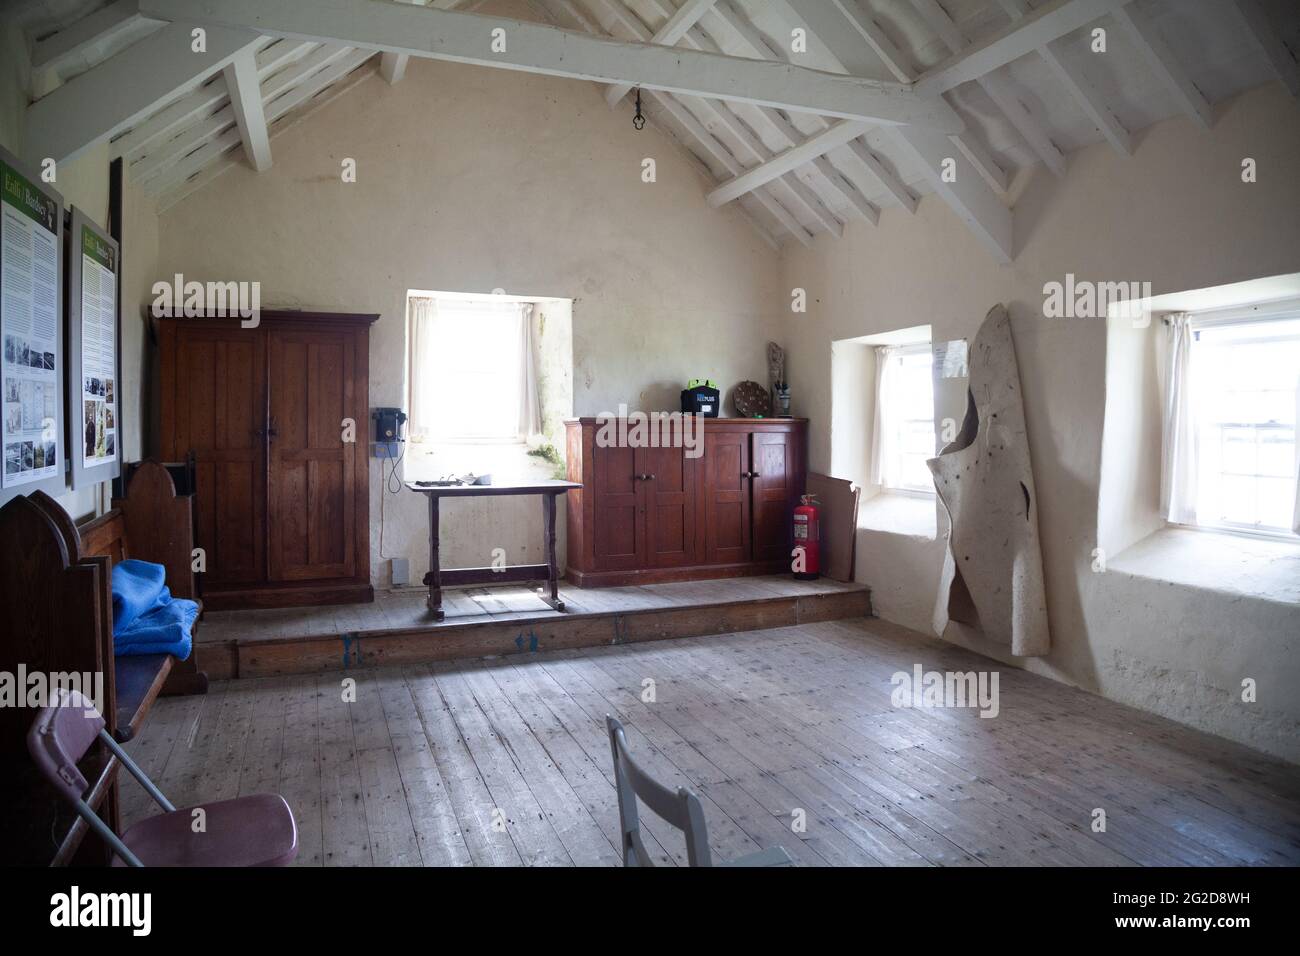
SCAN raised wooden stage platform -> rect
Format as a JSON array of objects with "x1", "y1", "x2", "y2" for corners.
[{"x1": 195, "y1": 576, "x2": 872, "y2": 680}]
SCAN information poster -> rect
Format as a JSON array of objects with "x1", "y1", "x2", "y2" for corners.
[
  {"x1": 68, "y1": 208, "x2": 120, "y2": 488},
  {"x1": 1, "y1": 152, "x2": 62, "y2": 495}
]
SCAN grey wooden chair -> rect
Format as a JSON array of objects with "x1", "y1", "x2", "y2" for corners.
[{"x1": 606, "y1": 714, "x2": 794, "y2": 867}]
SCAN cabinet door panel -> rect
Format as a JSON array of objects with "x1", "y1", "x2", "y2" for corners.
[
  {"x1": 643, "y1": 444, "x2": 696, "y2": 568},
  {"x1": 592, "y1": 444, "x2": 640, "y2": 570},
  {"x1": 267, "y1": 331, "x2": 356, "y2": 581},
  {"x1": 173, "y1": 328, "x2": 265, "y2": 587},
  {"x1": 752, "y1": 431, "x2": 795, "y2": 563},
  {"x1": 703, "y1": 431, "x2": 749, "y2": 564}
]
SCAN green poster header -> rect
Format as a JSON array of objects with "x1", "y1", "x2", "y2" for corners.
[
  {"x1": 82, "y1": 224, "x2": 115, "y2": 272},
  {"x1": 1, "y1": 160, "x2": 58, "y2": 236}
]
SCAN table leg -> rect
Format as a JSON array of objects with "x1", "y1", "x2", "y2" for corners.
[
  {"x1": 542, "y1": 492, "x2": 564, "y2": 612},
  {"x1": 426, "y1": 495, "x2": 443, "y2": 620}
]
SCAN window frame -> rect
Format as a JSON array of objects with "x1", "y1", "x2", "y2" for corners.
[
  {"x1": 1173, "y1": 306, "x2": 1300, "y2": 543},
  {"x1": 880, "y1": 342, "x2": 937, "y2": 498}
]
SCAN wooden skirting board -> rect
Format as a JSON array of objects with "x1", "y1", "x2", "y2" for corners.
[{"x1": 197, "y1": 587, "x2": 871, "y2": 680}]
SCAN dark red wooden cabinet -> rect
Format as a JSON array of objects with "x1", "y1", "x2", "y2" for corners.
[
  {"x1": 565, "y1": 418, "x2": 806, "y2": 586},
  {"x1": 158, "y1": 311, "x2": 375, "y2": 609}
]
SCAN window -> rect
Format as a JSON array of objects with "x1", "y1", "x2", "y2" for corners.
[
  {"x1": 407, "y1": 295, "x2": 538, "y2": 444},
  {"x1": 872, "y1": 344, "x2": 935, "y2": 495},
  {"x1": 1190, "y1": 315, "x2": 1300, "y2": 536}
]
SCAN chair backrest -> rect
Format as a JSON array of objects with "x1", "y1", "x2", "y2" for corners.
[
  {"x1": 606, "y1": 715, "x2": 712, "y2": 867},
  {"x1": 26, "y1": 688, "x2": 106, "y2": 804}
]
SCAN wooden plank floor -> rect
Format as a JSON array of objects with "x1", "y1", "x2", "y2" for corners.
[
  {"x1": 122, "y1": 617, "x2": 1300, "y2": 867},
  {"x1": 197, "y1": 575, "x2": 866, "y2": 645}
]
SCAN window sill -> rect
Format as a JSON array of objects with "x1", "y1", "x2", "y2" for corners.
[
  {"x1": 857, "y1": 492, "x2": 937, "y2": 541},
  {"x1": 1108, "y1": 526, "x2": 1300, "y2": 606}
]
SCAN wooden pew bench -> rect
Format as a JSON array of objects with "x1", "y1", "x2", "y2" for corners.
[{"x1": 0, "y1": 460, "x2": 207, "y2": 864}]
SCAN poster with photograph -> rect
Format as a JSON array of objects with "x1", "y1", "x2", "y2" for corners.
[
  {"x1": 68, "y1": 209, "x2": 120, "y2": 488},
  {"x1": 1, "y1": 149, "x2": 63, "y2": 498}
]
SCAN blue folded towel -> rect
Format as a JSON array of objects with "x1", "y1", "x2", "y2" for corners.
[
  {"x1": 111, "y1": 558, "x2": 197, "y2": 660},
  {"x1": 115, "y1": 597, "x2": 198, "y2": 661},
  {"x1": 111, "y1": 559, "x2": 168, "y2": 631}
]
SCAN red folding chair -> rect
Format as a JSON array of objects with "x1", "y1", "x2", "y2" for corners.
[{"x1": 27, "y1": 689, "x2": 297, "y2": 867}]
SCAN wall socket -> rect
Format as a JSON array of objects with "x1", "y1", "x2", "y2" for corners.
[{"x1": 390, "y1": 557, "x2": 410, "y2": 587}]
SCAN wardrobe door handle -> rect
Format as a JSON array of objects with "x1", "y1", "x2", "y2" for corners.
[{"x1": 646, "y1": 474, "x2": 656, "y2": 481}]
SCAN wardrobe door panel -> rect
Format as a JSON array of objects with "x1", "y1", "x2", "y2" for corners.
[
  {"x1": 267, "y1": 331, "x2": 356, "y2": 581},
  {"x1": 173, "y1": 327, "x2": 265, "y2": 587}
]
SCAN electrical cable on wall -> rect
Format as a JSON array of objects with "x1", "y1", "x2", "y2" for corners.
[{"x1": 377, "y1": 441, "x2": 405, "y2": 560}]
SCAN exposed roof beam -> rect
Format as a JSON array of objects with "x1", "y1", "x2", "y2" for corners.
[
  {"x1": 379, "y1": 0, "x2": 460, "y2": 85},
  {"x1": 650, "y1": 92, "x2": 808, "y2": 247},
  {"x1": 829, "y1": 0, "x2": 914, "y2": 84},
  {"x1": 701, "y1": 1, "x2": 873, "y2": 226},
  {"x1": 148, "y1": 48, "x2": 372, "y2": 197},
  {"x1": 222, "y1": 48, "x2": 272, "y2": 171},
  {"x1": 888, "y1": 125, "x2": 1012, "y2": 264},
  {"x1": 160, "y1": 55, "x2": 380, "y2": 211},
  {"x1": 1108, "y1": 1, "x2": 1212, "y2": 128},
  {"x1": 707, "y1": 120, "x2": 870, "y2": 207},
  {"x1": 911, "y1": 0, "x2": 1063, "y2": 177},
  {"x1": 1230, "y1": 0, "x2": 1298, "y2": 99},
  {"x1": 843, "y1": 139, "x2": 917, "y2": 213},
  {"x1": 139, "y1": 0, "x2": 962, "y2": 130},
  {"x1": 555, "y1": 0, "x2": 790, "y2": 247},
  {"x1": 914, "y1": 0, "x2": 1123, "y2": 96},
  {"x1": 605, "y1": 0, "x2": 716, "y2": 108},
  {"x1": 30, "y1": 0, "x2": 162, "y2": 74},
  {"x1": 997, "y1": 0, "x2": 1131, "y2": 156},
  {"x1": 25, "y1": 20, "x2": 261, "y2": 164},
  {"x1": 110, "y1": 36, "x2": 295, "y2": 162},
  {"x1": 592, "y1": 0, "x2": 837, "y2": 238}
]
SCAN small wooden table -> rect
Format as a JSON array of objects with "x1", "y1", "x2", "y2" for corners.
[{"x1": 405, "y1": 479, "x2": 582, "y2": 620}]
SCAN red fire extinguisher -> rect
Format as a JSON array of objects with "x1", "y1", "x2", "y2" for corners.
[{"x1": 792, "y1": 494, "x2": 820, "y2": 580}]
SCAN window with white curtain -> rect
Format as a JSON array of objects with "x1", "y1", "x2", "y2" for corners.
[
  {"x1": 871, "y1": 344, "x2": 936, "y2": 495},
  {"x1": 407, "y1": 295, "x2": 541, "y2": 444},
  {"x1": 1186, "y1": 314, "x2": 1300, "y2": 536}
]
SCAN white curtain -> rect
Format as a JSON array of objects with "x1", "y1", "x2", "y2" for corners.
[
  {"x1": 870, "y1": 346, "x2": 899, "y2": 488},
  {"x1": 518, "y1": 303, "x2": 542, "y2": 443},
  {"x1": 407, "y1": 296, "x2": 438, "y2": 440},
  {"x1": 1158, "y1": 313, "x2": 1198, "y2": 525}
]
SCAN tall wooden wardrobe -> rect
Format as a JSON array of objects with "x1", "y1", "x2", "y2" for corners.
[{"x1": 158, "y1": 311, "x2": 376, "y2": 610}]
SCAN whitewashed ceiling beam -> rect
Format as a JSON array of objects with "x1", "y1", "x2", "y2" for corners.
[
  {"x1": 997, "y1": 0, "x2": 1131, "y2": 156},
  {"x1": 605, "y1": 0, "x2": 716, "y2": 107},
  {"x1": 843, "y1": 138, "x2": 917, "y2": 213},
  {"x1": 701, "y1": 1, "x2": 875, "y2": 225},
  {"x1": 773, "y1": 0, "x2": 1011, "y2": 258},
  {"x1": 379, "y1": 0, "x2": 464, "y2": 85},
  {"x1": 913, "y1": 0, "x2": 1125, "y2": 96},
  {"x1": 650, "y1": 92, "x2": 808, "y2": 246},
  {"x1": 707, "y1": 119, "x2": 870, "y2": 206},
  {"x1": 147, "y1": 47, "x2": 372, "y2": 198},
  {"x1": 1229, "y1": 0, "x2": 1298, "y2": 99},
  {"x1": 160, "y1": 56, "x2": 380, "y2": 211},
  {"x1": 909, "y1": 0, "x2": 1063, "y2": 177},
  {"x1": 222, "y1": 48, "x2": 272, "y2": 171},
  {"x1": 888, "y1": 125, "x2": 1012, "y2": 263},
  {"x1": 1108, "y1": 1, "x2": 1212, "y2": 128},
  {"x1": 553, "y1": 0, "x2": 794, "y2": 246},
  {"x1": 110, "y1": 36, "x2": 301, "y2": 162},
  {"x1": 25, "y1": 20, "x2": 261, "y2": 165},
  {"x1": 784, "y1": 0, "x2": 1002, "y2": 199},
  {"x1": 130, "y1": 42, "x2": 333, "y2": 183},
  {"x1": 30, "y1": 0, "x2": 163, "y2": 77},
  {"x1": 586, "y1": 0, "x2": 822, "y2": 241},
  {"x1": 138, "y1": 0, "x2": 962, "y2": 130}
]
